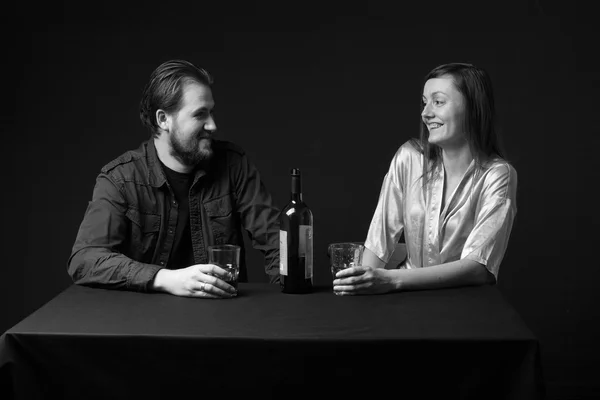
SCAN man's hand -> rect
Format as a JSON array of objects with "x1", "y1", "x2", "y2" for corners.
[
  {"x1": 152, "y1": 264, "x2": 237, "y2": 298},
  {"x1": 333, "y1": 265, "x2": 398, "y2": 296}
]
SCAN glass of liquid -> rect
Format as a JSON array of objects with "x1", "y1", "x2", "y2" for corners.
[
  {"x1": 328, "y1": 242, "x2": 365, "y2": 295},
  {"x1": 208, "y1": 244, "x2": 240, "y2": 291}
]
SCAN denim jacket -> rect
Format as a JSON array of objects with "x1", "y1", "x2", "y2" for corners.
[{"x1": 68, "y1": 139, "x2": 281, "y2": 291}]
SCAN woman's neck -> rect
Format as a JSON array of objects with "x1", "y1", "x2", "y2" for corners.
[{"x1": 441, "y1": 141, "x2": 473, "y2": 179}]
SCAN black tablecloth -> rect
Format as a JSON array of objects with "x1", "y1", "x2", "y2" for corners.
[{"x1": 0, "y1": 283, "x2": 545, "y2": 399}]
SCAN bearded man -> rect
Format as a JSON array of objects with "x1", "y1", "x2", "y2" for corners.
[{"x1": 68, "y1": 60, "x2": 280, "y2": 298}]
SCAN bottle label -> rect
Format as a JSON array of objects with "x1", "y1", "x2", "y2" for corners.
[
  {"x1": 279, "y1": 230, "x2": 288, "y2": 276},
  {"x1": 299, "y1": 225, "x2": 313, "y2": 279}
]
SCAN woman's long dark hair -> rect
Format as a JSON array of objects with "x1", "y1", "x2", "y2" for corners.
[{"x1": 411, "y1": 63, "x2": 505, "y2": 196}]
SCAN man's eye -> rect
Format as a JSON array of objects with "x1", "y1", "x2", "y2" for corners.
[{"x1": 434, "y1": 100, "x2": 445, "y2": 106}]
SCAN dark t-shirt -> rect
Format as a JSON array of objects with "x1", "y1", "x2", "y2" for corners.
[
  {"x1": 161, "y1": 162, "x2": 195, "y2": 270},
  {"x1": 69, "y1": 139, "x2": 282, "y2": 292}
]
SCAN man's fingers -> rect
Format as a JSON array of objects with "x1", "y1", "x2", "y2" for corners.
[
  {"x1": 188, "y1": 280, "x2": 207, "y2": 292},
  {"x1": 195, "y1": 280, "x2": 236, "y2": 298},
  {"x1": 199, "y1": 264, "x2": 229, "y2": 279},
  {"x1": 183, "y1": 264, "x2": 236, "y2": 297},
  {"x1": 201, "y1": 273, "x2": 236, "y2": 294},
  {"x1": 190, "y1": 289, "x2": 220, "y2": 299}
]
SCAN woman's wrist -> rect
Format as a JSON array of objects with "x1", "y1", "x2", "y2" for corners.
[{"x1": 389, "y1": 268, "x2": 405, "y2": 292}]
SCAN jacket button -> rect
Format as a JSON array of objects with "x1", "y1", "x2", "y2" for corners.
[{"x1": 159, "y1": 261, "x2": 165, "y2": 266}]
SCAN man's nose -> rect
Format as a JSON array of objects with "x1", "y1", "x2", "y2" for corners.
[{"x1": 205, "y1": 116, "x2": 217, "y2": 131}]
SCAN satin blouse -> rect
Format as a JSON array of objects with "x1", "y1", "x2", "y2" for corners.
[{"x1": 365, "y1": 140, "x2": 517, "y2": 279}]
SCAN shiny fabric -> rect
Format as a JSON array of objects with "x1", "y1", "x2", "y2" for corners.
[{"x1": 365, "y1": 140, "x2": 517, "y2": 279}]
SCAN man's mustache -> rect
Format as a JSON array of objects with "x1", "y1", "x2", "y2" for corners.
[{"x1": 197, "y1": 131, "x2": 214, "y2": 140}]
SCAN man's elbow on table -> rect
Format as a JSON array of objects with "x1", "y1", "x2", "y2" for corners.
[
  {"x1": 67, "y1": 249, "x2": 107, "y2": 286},
  {"x1": 67, "y1": 250, "x2": 86, "y2": 284}
]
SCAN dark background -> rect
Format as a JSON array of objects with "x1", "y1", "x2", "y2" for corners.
[{"x1": 2, "y1": 1, "x2": 597, "y2": 398}]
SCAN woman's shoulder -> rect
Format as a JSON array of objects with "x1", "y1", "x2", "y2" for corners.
[
  {"x1": 393, "y1": 138, "x2": 423, "y2": 162},
  {"x1": 482, "y1": 157, "x2": 517, "y2": 178},
  {"x1": 385, "y1": 139, "x2": 424, "y2": 182},
  {"x1": 479, "y1": 158, "x2": 518, "y2": 191}
]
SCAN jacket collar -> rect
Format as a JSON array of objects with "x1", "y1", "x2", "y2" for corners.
[
  {"x1": 145, "y1": 138, "x2": 209, "y2": 188},
  {"x1": 145, "y1": 139, "x2": 168, "y2": 188}
]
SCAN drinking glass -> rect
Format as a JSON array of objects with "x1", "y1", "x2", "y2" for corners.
[
  {"x1": 328, "y1": 242, "x2": 364, "y2": 295},
  {"x1": 208, "y1": 244, "x2": 240, "y2": 290}
]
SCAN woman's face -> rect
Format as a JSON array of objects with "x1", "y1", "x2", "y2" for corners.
[{"x1": 421, "y1": 76, "x2": 466, "y2": 148}]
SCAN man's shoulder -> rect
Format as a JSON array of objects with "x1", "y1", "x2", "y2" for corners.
[
  {"x1": 100, "y1": 141, "x2": 149, "y2": 178},
  {"x1": 212, "y1": 140, "x2": 250, "y2": 168}
]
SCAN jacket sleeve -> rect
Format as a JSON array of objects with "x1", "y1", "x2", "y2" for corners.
[
  {"x1": 232, "y1": 154, "x2": 281, "y2": 284},
  {"x1": 67, "y1": 173, "x2": 162, "y2": 291}
]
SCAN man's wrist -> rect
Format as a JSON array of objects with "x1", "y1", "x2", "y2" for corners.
[{"x1": 151, "y1": 268, "x2": 168, "y2": 292}]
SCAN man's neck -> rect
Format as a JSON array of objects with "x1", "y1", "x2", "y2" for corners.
[{"x1": 153, "y1": 137, "x2": 194, "y2": 174}]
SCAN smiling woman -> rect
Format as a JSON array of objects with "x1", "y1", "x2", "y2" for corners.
[
  {"x1": 333, "y1": 63, "x2": 517, "y2": 296},
  {"x1": 421, "y1": 77, "x2": 466, "y2": 149}
]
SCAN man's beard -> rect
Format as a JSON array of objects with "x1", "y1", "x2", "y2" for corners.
[{"x1": 169, "y1": 131, "x2": 214, "y2": 167}]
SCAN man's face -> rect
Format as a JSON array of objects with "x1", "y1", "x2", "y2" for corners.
[
  {"x1": 421, "y1": 76, "x2": 466, "y2": 148},
  {"x1": 167, "y1": 81, "x2": 216, "y2": 167}
]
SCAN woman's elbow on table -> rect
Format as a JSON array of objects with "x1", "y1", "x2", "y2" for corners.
[{"x1": 465, "y1": 259, "x2": 496, "y2": 286}]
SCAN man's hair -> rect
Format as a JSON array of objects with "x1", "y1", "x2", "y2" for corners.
[
  {"x1": 413, "y1": 62, "x2": 506, "y2": 193},
  {"x1": 139, "y1": 60, "x2": 213, "y2": 137}
]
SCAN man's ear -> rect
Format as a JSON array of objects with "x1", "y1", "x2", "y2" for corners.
[{"x1": 156, "y1": 109, "x2": 170, "y2": 131}]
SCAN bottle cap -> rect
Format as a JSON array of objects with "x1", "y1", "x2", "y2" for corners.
[{"x1": 291, "y1": 168, "x2": 301, "y2": 176}]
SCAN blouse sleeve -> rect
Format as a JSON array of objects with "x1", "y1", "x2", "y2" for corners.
[
  {"x1": 461, "y1": 163, "x2": 518, "y2": 279},
  {"x1": 364, "y1": 147, "x2": 406, "y2": 263}
]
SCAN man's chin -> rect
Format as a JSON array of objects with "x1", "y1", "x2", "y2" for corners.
[
  {"x1": 199, "y1": 149, "x2": 213, "y2": 162},
  {"x1": 199, "y1": 139, "x2": 213, "y2": 156},
  {"x1": 172, "y1": 148, "x2": 213, "y2": 167}
]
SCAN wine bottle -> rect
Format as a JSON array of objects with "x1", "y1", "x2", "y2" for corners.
[{"x1": 280, "y1": 168, "x2": 313, "y2": 294}]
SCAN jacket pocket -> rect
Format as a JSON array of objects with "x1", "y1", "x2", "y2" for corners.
[
  {"x1": 126, "y1": 209, "x2": 161, "y2": 262},
  {"x1": 204, "y1": 195, "x2": 234, "y2": 244}
]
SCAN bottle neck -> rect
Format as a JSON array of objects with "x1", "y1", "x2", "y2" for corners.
[{"x1": 291, "y1": 175, "x2": 302, "y2": 202}]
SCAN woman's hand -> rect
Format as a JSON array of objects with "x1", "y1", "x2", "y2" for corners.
[{"x1": 333, "y1": 265, "x2": 398, "y2": 295}]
